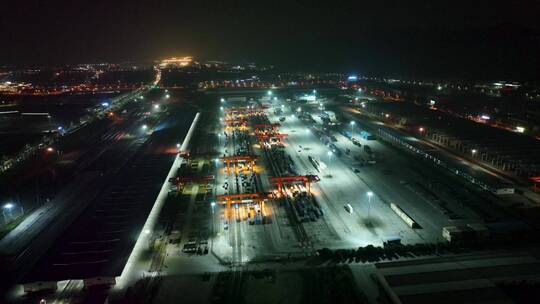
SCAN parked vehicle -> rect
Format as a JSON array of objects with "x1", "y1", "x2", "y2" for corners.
[
  {"x1": 360, "y1": 130, "x2": 376, "y2": 140},
  {"x1": 383, "y1": 236, "x2": 402, "y2": 247}
]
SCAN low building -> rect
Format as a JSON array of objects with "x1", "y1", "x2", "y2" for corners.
[{"x1": 373, "y1": 253, "x2": 540, "y2": 304}]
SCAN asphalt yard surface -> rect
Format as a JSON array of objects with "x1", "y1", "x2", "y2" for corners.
[{"x1": 266, "y1": 102, "x2": 428, "y2": 247}]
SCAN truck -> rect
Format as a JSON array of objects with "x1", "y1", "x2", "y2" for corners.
[
  {"x1": 351, "y1": 137, "x2": 361, "y2": 146},
  {"x1": 227, "y1": 96, "x2": 247, "y2": 102},
  {"x1": 308, "y1": 155, "x2": 326, "y2": 172},
  {"x1": 383, "y1": 236, "x2": 402, "y2": 247},
  {"x1": 364, "y1": 145, "x2": 372, "y2": 154},
  {"x1": 323, "y1": 111, "x2": 338, "y2": 123},
  {"x1": 360, "y1": 130, "x2": 376, "y2": 140},
  {"x1": 340, "y1": 129, "x2": 352, "y2": 139},
  {"x1": 328, "y1": 143, "x2": 342, "y2": 156}
]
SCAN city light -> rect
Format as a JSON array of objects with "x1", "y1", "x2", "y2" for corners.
[
  {"x1": 516, "y1": 126, "x2": 525, "y2": 133},
  {"x1": 220, "y1": 98, "x2": 225, "y2": 102},
  {"x1": 176, "y1": 143, "x2": 180, "y2": 148},
  {"x1": 267, "y1": 90, "x2": 272, "y2": 96},
  {"x1": 46, "y1": 147, "x2": 54, "y2": 152},
  {"x1": 142, "y1": 124, "x2": 148, "y2": 130},
  {"x1": 367, "y1": 191, "x2": 373, "y2": 197},
  {"x1": 165, "y1": 94, "x2": 170, "y2": 99},
  {"x1": 419, "y1": 127, "x2": 425, "y2": 132},
  {"x1": 154, "y1": 104, "x2": 160, "y2": 110},
  {"x1": 159, "y1": 56, "x2": 193, "y2": 68},
  {"x1": 3, "y1": 203, "x2": 14, "y2": 209}
]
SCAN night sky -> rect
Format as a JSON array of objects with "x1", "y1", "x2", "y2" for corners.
[{"x1": 2, "y1": 0, "x2": 539, "y2": 78}]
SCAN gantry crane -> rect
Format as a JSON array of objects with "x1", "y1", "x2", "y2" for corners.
[
  {"x1": 531, "y1": 176, "x2": 540, "y2": 191},
  {"x1": 223, "y1": 118, "x2": 248, "y2": 131},
  {"x1": 223, "y1": 118, "x2": 247, "y2": 125},
  {"x1": 255, "y1": 133, "x2": 288, "y2": 145},
  {"x1": 224, "y1": 106, "x2": 268, "y2": 116},
  {"x1": 215, "y1": 192, "x2": 269, "y2": 218},
  {"x1": 269, "y1": 175, "x2": 320, "y2": 195},
  {"x1": 168, "y1": 175, "x2": 215, "y2": 193},
  {"x1": 253, "y1": 123, "x2": 281, "y2": 129},
  {"x1": 219, "y1": 155, "x2": 259, "y2": 174}
]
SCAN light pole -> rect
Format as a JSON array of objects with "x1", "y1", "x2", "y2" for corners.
[
  {"x1": 2, "y1": 203, "x2": 14, "y2": 223},
  {"x1": 327, "y1": 151, "x2": 332, "y2": 174},
  {"x1": 367, "y1": 191, "x2": 373, "y2": 225},
  {"x1": 471, "y1": 149, "x2": 477, "y2": 157},
  {"x1": 350, "y1": 121, "x2": 355, "y2": 138}
]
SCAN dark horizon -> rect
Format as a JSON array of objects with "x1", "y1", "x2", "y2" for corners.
[{"x1": 1, "y1": 1, "x2": 539, "y2": 79}]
